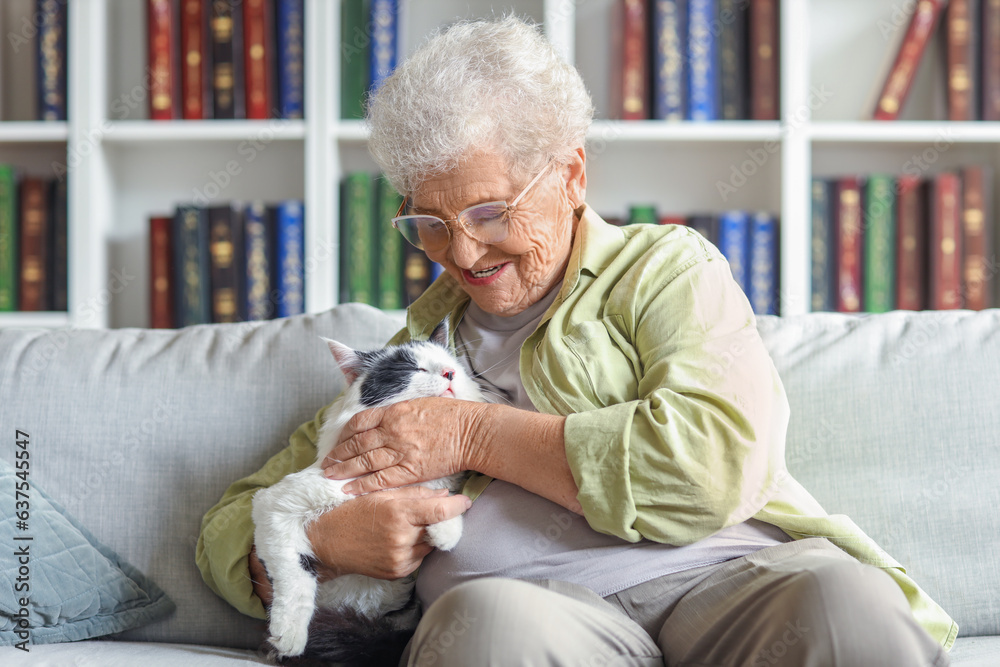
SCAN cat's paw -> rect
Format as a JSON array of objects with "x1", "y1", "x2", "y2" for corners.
[
  {"x1": 265, "y1": 613, "x2": 310, "y2": 659},
  {"x1": 425, "y1": 515, "x2": 463, "y2": 551}
]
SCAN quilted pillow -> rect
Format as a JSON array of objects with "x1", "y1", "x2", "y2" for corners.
[{"x1": 0, "y1": 459, "x2": 174, "y2": 646}]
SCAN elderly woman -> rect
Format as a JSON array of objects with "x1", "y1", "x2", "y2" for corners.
[{"x1": 198, "y1": 17, "x2": 954, "y2": 666}]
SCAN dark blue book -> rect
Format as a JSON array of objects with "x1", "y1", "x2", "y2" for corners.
[
  {"x1": 369, "y1": 0, "x2": 398, "y2": 93},
  {"x1": 749, "y1": 211, "x2": 779, "y2": 315},
  {"x1": 37, "y1": 0, "x2": 68, "y2": 121},
  {"x1": 686, "y1": 0, "x2": 720, "y2": 121},
  {"x1": 276, "y1": 0, "x2": 304, "y2": 119},
  {"x1": 810, "y1": 179, "x2": 836, "y2": 312},
  {"x1": 718, "y1": 210, "x2": 750, "y2": 294},
  {"x1": 273, "y1": 200, "x2": 305, "y2": 318},
  {"x1": 172, "y1": 205, "x2": 211, "y2": 327},
  {"x1": 653, "y1": 0, "x2": 687, "y2": 121},
  {"x1": 208, "y1": 203, "x2": 246, "y2": 323},
  {"x1": 718, "y1": 0, "x2": 748, "y2": 120},
  {"x1": 244, "y1": 201, "x2": 274, "y2": 320},
  {"x1": 687, "y1": 213, "x2": 718, "y2": 246}
]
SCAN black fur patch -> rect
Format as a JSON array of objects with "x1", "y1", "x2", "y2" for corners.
[
  {"x1": 299, "y1": 554, "x2": 319, "y2": 576},
  {"x1": 359, "y1": 347, "x2": 419, "y2": 407}
]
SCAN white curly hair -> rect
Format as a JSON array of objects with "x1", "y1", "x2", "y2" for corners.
[{"x1": 366, "y1": 15, "x2": 594, "y2": 196}]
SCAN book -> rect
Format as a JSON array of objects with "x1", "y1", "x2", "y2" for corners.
[
  {"x1": 148, "y1": 0, "x2": 180, "y2": 120},
  {"x1": 276, "y1": 0, "x2": 305, "y2": 119},
  {"x1": 181, "y1": 0, "x2": 210, "y2": 119},
  {"x1": 895, "y1": 175, "x2": 927, "y2": 311},
  {"x1": 369, "y1": 0, "x2": 398, "y2": 94},
  {"x1": 718, "y1": 210, "x2": 749, "y2": 293},
  {"x1": 659, "y1": 215, "x2": 687, "y2": 225},
  {"x1": 244, "y1": 201, "x2": 273, "y2": 320},
  {"x1": 652, "y1": 0, "x2": 686, "y2": 121},
  {"x1": 375, "y1": 176, "x2": 404, "y2": 310},
  {"x1": 628, "y1": 205, "x2": 659, "y2": 225},
  {"x1": 946, "y1": 0, "x2": 976, "y2": 121},
  {"x1": 835, "y1": 177, "x2": 863, "y2": 313},
  {"x1": 928, "y1": 172, "x2": 963, "y2": 310},
  {"x1": 960, "y1": 165, "x2": 993, "y2": 310},
  {"x1": 19, "y1": 178, "x2": 49, "y2": 312},
  {"x1": 748, "y1": 211, "x2": 778, "y2": 315},
  {"x1": 274, "y1": 200, "x2": 304, "y2": 317},
  {"x1": 173, "y1": 205, "x2": 211, "y2": 327},
  {"x1": 983, "y1": 0, "x2": 1000, "y2": 120},
  {"x1": 863, "y1": 175, "x2": 896, "y2": 313},
  {"x1": 210, "y1": 0, "x2": 245, "y2": 119},
  {"x1": 340, "y1": 0, "x2": 370, "y2": 119},
  {"x1": 748, "y1": 0, "x2": 779, "y2": 121},
  {"x1": 403, "y1": 243, "x2": 432, "y2": 306},
  {"x1": 48, "y1": 179, "x2": 68, "y2": 312},
  {"x1": 810, "y1": 178, "x2": 836, "y2": 312},
  {"x1": 719, "y1": 0, "x2": 748, "y2": 120},
  {"x1": 621, "y1": 0, "x2": 651, "y2": 120},
  {"x1": 208, "y1": 203, "x2": 245, "y2": 322},
  {"x1": 149, "y1": 215, "x2": 174, "y2": 328},
  {"x1": 873, "y1": 0, "x2": 947, "y2": 120},
  {"x1": 340, "y1": 172, "x2": 375, "y2": 304},
  {"x1": 687, "y1": 213, "x2": 718, "y2": 245},
  {"x1": 687, "y1": 0, "x2": 719, "y2": 121},
  {"x1": 244, "y1": 0, "x2": 275, "y2": 119},
  {"x1": 36, "y1": 0, "x2": 68, "y2": 121},
  {"x1": 0, "y1": 166, "x2": 15, "y2": 311}
]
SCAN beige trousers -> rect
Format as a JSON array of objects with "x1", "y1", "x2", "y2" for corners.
[{"x1": 403, "y1": 538, "x2": 949, "y2": 667}]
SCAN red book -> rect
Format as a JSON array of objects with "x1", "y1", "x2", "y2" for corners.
[
  {"x1": 961, "y1": 166, "x2": 993, "y2": 310},
  {"x1": 895, "y1": 175, "x2": 926, "y2": 311},
  {"x1": 836, "y1": 177, "x2": 863, "y2": 313},
  {"x1": 620, "y1": 0, "x2": 650, "y2": 120},
  {"x1": 946, "y1": 0, "x2": 975, "y2": 121},
  {"x1": 243, "y1": 0, "x2": 274, "y2": 119},
  {"x1": 749, "y1": 0, "x2": 780, "y2": 121},
  {"x1": 19, "y1": 179, "x2": 49, "y2": 312},
  {"x1": 150, "y1": 216, "x2": 174, "y2": 328},
  {"x1": 983, "y1": 0, "x2": 1000, "y2": 120},
  {"x1": 659, "y1": 215, "x2": 687, "y2": 225},
  {"x1": 929, "y1": 173, "x2": 963, "y2": 310},
  {"x1": 873, "y1": 0, "x2": 946, "y2": 120},
  {"x1": 148, "y1": 0, "x2": 180, "y2": 120},
  {"x1": 180, "y1": 0, "x2": 208, "y2": 119}
]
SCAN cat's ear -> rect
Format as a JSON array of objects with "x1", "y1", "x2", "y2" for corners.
[
  {"x1": 320, "y1": 337, "x2": 364, "y2": 384},
  {"x1": 429, "y1": 318, "x2": 450, "y2": 348}
]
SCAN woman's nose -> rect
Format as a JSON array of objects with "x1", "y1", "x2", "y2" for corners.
[{"x1": 448, "y1": 226, "x2": 489, "y2": 268}]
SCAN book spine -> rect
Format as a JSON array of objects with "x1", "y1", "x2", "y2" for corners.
[
  {"x1": 874, "y1": 0, "x2": 946, "y2": 120},
  {"x1": 719, "y1": 0, "x2": 748, "y2": 120},
  {"x1": 376, "y1": 176, "x2": 404, "y2": 310},
  {"x1": 687, "y1": 0, "x2": 719, "y2": 121},
  {"x1": 810, "y1": 178, "x2": 835, "y2": 312},
  {"x1": 836, "y1": 177, "x2": 863, "y2": 313},
  {"x1": 181, "y1": 0, "x2": 209, "y2": 119},
  {"x1": 274, "y1": 200, "x2": 305, "y2": 317},
  {"x1": 403, "y1": 243, "x2": 432, "y2": 306},
  {"x1": 48, "y1": 179, "x2": 68, "y2": 311},
  {"x1": 749, "y1": 211, "x2": 779, "y2": 315},
  {"x1": 244, "y1": 201, "x2": 273, "y2": 320},
  {"x1": 946, "y1": 0, "x2": 975, "y2": 121},
  {"x1": 621, "y1": 0, "x2": 651, "y2": 120},
  {"x1": 19, "y1": 179, "x2": 49, "y2": 312},
  {"x1": 863, "y1": 175, "x2": 896, "y2": 313},
  {"x1": 173, "y1": 205, "x2": 211, "y2": 326},
  {"x1": 749, "y1": 0, "x2": 778, "y2": 121},
  {"x1": 983, "y1": 0, "x2": 1000, "y2": 120},
  {"x1": 341, "y1": 172, "x2": 375, "y2": 304},
  {"x1": 0, "y1": 166, "x2": 15, "y2": 311},
  {"x1": 149, "y1": 0, "x2": 180, "y2": 120},
  {"x1": 652, "y1": 0, "x2": 686, "y2": 121},
  {"x1": 895, "y1": 175, "x2": 926, "y2": 310},
  {"x1": 369, "y1": 0, "x2": 398, "y2": 94},
  {"x1": 36, "y1": 0, "x2": 68, "y2": 121},
  {"x1": 150, "y1": 216, "x2": 174, "y2": 328},
  {"x1": 628, "y1": 205, "x2": 659, "y2": 225},
  {"x1": 961, "y1": 165, "x2": 993, "y2": 310},
  {"x1": 718, "y1": 210, "x2": 750, "y2": 293},
  {"x1": 244, "y1": 0, "x2": 274, "y2": 119},
  {"x1": 210, "y1": 0, "x2": 244, "y2": 119},
  {"x1": 276, "y1": 0, "x2": 305, "y2": 119},
  {"x1": 687, "y1": 213, "x2": 719, "y2": 246},
  {"x1": 208, "y1": 204, "x2": 243, "y2": 322},
  {"x1": 340, "y1": 0, "x2": 370, "y2": 119},
  {"x1": 929, "y1": 173, "x2": 963, "y2": 310}
]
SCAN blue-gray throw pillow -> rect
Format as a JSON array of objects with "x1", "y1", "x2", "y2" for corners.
[{"x1": 0, "y1": 459, "x2": 174, "y2": 647}]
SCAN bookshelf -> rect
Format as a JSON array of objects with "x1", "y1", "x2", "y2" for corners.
[{"x1": 0, "y1": 0, "x2": 997, "y2": 329}]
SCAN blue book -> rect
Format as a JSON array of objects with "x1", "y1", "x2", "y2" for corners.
[
  {"x1": 172, "y1": 205, "x2": 211, "y2": 327},
  {"x1": 36, "y1": 0, "x2": 68, "y2": 121},
  {"x1": 369, "y1": 0, "x2": 398, "y2": 93},
  {"x1": 718, "y1": 210, "x2": 750, "y2": 294},
  {"x1": 274, "y1": 200, "x2": 305, "y2": 318},
  {"x1": 430, "y1": 262, "x2": 445, "y2": 282},
  {"x1": 686, "y1": 0, "x2": 719, "y2": 121},
  {"x1": 276, "y1": 0, "x2": 305, "y2": 119},
  {"x1": 749, "y1": 212, "x2": 779, "y2": 315},
  {"x1": 653, "y1": 0, "x2": 687, "y2": 121},
  {"x1": 244, "y1": 201, "x2": 273, "y2": 321}
]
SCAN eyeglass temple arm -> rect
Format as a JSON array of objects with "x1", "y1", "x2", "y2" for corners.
[{"x1": 509, "y1": 162, "x2": 553, "y2": 208}]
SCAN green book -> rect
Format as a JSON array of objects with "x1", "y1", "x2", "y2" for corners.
[
  {"x1": 864, "y1": 175, "x2": 896, "y2": 313},
  {"x1": 340, "y1": 171, "x2": 375, "y2": 305},
  {"x1": 375, "y1": 175, "x2": 404, "y2": 310},
  {"x1": 0, "y1": 165, "x2": 17, "y2": 311},
  {"x1": 340, "y1": 0, "x2": 370, "y2": 119}
]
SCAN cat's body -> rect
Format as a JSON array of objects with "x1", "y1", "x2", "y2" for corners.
[{"x1": 251, "y1": 322, "x2": 486, "y2": 665}]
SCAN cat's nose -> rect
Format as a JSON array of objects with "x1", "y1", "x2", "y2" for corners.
[{"x1": 442, "y1": 369, "x2": 455, "y2": 381}]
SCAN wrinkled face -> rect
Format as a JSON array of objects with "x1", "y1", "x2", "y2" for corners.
[{"x1": 410, "y1": 151, "x2": 585, "y2": 316}]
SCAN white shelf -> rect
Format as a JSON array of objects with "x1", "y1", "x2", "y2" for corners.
[
  {"x1": 809, "y1": 122, "x2": 1000, "y2": 143},
  {"x1": 0, "y1": 122, "x2": 69, "y2": 143},
  {"x1": 0, "y1": 312, "x2": 71, "y2": 329},
  {"x1": 102, "y1": 120, "x2": 307, "y2": 143}
]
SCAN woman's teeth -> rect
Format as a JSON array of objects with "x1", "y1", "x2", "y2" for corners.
[{"x1": 471, "y1": 266, "x2": 501, "y2": 278}]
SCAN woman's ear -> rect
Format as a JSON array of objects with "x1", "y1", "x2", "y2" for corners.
[{"x1": 562, "y1": 146, "x2": 587, "y2": 208}]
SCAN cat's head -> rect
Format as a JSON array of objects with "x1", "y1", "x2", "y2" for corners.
[{"x1": 321, "y1": 319, "x2": 485, "y2": 407}]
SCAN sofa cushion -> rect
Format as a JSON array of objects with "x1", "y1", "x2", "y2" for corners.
[
  {"x1": 757, "y1": 310, "x2": 1000, "y2": 639},
  {"x1": 0, "y1": 461, "x2": 174, "y2": 646},
  {"x1": 0, "y1": 641, "x2": 270, "y2": 666}
]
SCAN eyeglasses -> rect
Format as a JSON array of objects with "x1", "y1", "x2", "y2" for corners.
[{"x1": 392, "y1": 162, "x2": 552, "y2": 252}]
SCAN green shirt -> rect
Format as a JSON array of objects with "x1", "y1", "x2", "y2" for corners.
[{"x1": 196, "y1": 205, "x2": 957, "y2": 650}]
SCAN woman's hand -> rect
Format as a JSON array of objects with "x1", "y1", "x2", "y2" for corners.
[{"x1": 322, "y1": 397, "x2": 490, "y2": 495}]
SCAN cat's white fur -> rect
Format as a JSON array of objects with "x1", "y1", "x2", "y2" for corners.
[{"x1": 251, "y1": 330, "x2": 486, "y2": 659}]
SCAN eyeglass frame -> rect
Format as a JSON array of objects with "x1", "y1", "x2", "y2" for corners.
[{"x1": 391, "y1": 161, "x2": 554, "y2": 251}]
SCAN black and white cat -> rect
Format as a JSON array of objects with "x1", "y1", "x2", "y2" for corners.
[{"x1": 251, "y1": 320, "x2": 486, "y2": 665}]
